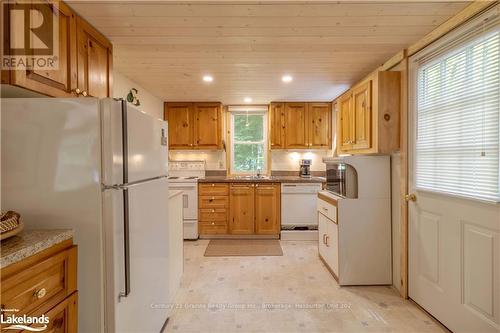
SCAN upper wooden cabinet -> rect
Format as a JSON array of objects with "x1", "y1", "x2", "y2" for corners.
[
  {"x1": 193, "y1": 103, "x2": 222, "y2": 149},
  {"x1": 335, "y1": 71, "x2": 400, "y2": 155},
  {"x1": 269, "y1": 102, "x2": 285, "y2": 149},
  {"x1": 1, "y1": 2, "x2": 112, "y2": 98},
  {"x1": 2, "y1": 2, "x2": 77, "y2": 97},
  {"x1": 76, "y1": 17, "x2": 113, "y2": 98},
  {"x1": 308, "y1": 103, "x2": 332, "y2": 149},
  {"x1": 271, "y1": 102, "x2": 332, "y2": 150},
  {"x1": 164, "y1": 102, "x2": 223, "y2": 150},
  {"x1": 284, "y1": 102, "x2": 309, "y2": 149}
]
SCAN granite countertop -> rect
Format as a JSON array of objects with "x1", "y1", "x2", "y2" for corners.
[
  {"x1": 0, "y1": 229, "x2": 74, "y2": 268},
  {"x1": 199, "y1": 176, "x2": 326, "y2": 183}
]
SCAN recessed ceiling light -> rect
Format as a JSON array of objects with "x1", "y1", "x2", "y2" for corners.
[
  {"x1": 244, "y1": 97, "x2": 252, "y2": 103},
  {"x1": 282, "y1": 75, "x2": 293, "y2": 83},
  {"x1": 202, "y1": 75, "x2": 213, "y2": 82}
]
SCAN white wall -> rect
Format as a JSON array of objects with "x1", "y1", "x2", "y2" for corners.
[{"x1": 112, "y1": 70, "x2": 163, "y2": 120}]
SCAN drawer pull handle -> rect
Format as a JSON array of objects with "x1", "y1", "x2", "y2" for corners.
[
  {"x1": 211, "y1": 209, "x2": 215, "y2": 213},
  {"x1": 211, "y1": 184, "x2": 215, "y2": 187},
  {"x1": 325, "y1": 235, "x2": 330, "y2": 247},
  {"x1": 322, "y1": 234, "x2": 327, "y2": 244},
  {"x1": 211, "y1": 222, "x2": 215, "y2": 225},
  {"x1": 34, "y1": 288, "x2": 47, "y2": 299}
]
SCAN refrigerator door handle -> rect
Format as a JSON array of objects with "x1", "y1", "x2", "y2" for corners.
[{"x1": 118, "y1": 187, "x2": 131, "y2": 301}]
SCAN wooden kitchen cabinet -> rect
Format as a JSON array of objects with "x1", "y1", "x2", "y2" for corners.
[
  {"x1": 2, "y1": 2, "x2": 112, "y2": 98},
  {"x1": 164, "y1": 102, "x2": 223, "y2": 150},
  {"x1": 335, "y1": 71, "x2": 400, "y2": 155},
  {"x1": 271, "y1": 102, "x2": 332, "y2": 149},
  {"x1": 0, "y1": 238, "x2": 78, "y2": 331},
  {"x1": 269, "y1": 102, "x2": 285, "y2": 149},
  {"x1": 229, "y1": 184, "x2": 255, "y2": 234},
  {"x1": 76, "y1": 16, "x2": 113, "y2": 98},
  {"x1": 199, "y1": 182, "x2": 281, "y2": 238},
  {"x1": 308, "y1": 102, "x2": 332, "y2": 149},
  {"x1": 284, "y1": 103, "x2": 309, "y2": 149},
  {"x1": 164, "y1": 103, "x2": 194, "y2": 149},
  {"x1": 255, "y1": 183, "x2": 280, "y2": 235},
  {"x1": 193, "y1": 103, "x2": 222, "y2": 149},
  {"x1": 2, "y1": 2, "x2": 77, "y2": 97}
]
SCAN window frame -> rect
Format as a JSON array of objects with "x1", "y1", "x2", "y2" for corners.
[{"x1": 229, "y1": 110, "x2": 269, "y2": 175}]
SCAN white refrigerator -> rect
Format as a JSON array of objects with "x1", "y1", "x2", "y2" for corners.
[{"x1": 1, "y1": 98, "x2": 171, "y2": 333}]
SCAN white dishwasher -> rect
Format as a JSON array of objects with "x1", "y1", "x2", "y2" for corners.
[{"x1": 281, "y1": 183, "x2": 322, "y2": 240}]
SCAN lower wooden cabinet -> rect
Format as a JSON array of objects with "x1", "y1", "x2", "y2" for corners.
[
  {"x1": 199, "y1": 182, "x2": 280, "y2": 237},
  {"x1": 255, "y1": 184, "x2": 281, "y2": 235},
  {"x1": 0, "y1": 239, "x2": 78, "y2": 332},
  {"x1": 229, "y1": 184, "x2": 255, "y2": 234}
]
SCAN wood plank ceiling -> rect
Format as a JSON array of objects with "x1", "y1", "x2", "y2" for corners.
[{"x1": 69, "y1": 1, "x2": 470, "y2": 104}]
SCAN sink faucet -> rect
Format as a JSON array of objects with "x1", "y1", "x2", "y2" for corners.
[{"x1": 256, "y1": 168, "x2": 262, "y2": 177}]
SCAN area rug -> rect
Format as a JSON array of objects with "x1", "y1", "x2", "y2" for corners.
[{"x1": 204, "y1": 239, "x2": 283, "y2": 257}]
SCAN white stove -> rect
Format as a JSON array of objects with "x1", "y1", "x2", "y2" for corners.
[{"x1": 168, "y1": 161, "x2": 205, "y2": 239}]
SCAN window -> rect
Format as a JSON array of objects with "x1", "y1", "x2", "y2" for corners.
[
  {"x1": 230, "y1": 108, "x2": 268, "y2": 174},
  {"x1": 415, "y1": 28, "x2": 500, "y2": 202}
]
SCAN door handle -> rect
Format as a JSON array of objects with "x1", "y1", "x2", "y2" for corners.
[
  {"x1": 119, "y1": 189, "x2": 131, "y2": 301},
  {"x1": 325, "y1": 235, "x2": 330, "y2": 247},
  {"x1": 322, "y1": 234, "x2": 327, "y2": 244},
  {"x1": 404, "y1": 193, "x2": 417, "y2": 202}
]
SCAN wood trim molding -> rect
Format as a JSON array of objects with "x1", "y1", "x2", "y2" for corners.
[
  {"x1": 318, "y1": 192, "x2": 337, "y2": 207},
  {"x1": 407, "y1": 1, "x2": 496, "y2": 56}
]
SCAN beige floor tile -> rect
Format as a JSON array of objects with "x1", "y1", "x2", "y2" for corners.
[{"x1": 165, "y1": 240, "x2": 447, "y2": 333}]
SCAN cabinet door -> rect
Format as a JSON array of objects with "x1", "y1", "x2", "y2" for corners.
[
  {"x1": 318, "y1": 213, "x2": 329, "y2": 263},
  {"x1": 326, "y1": 219, "x2": 339, "y2": 277},
  {"x1": 165, "y1": 103, "x2": 194, "y2": 149},
  {"x1": 352, "y1": 81, "x2": 372, "y2": 150},
  {"x1": 338, "y1": 93, "x2": 354, "y2": 151},
  {"x1": 8, "y1": 2, "x2": 77, "y2": 97},
  {"x1": 229, "y1": 184, "x2": 255, "y2": 234},
  {"x1": 284, "y1": 103, "x2": 308, "y2": 148},
  {"x1": 270, "y1": 103, "x2": 285, "y2": 149},
  {"x1": 193, "y1": 103, "x2": 221, "y2": 149},
  {"x1": 308, "y1": 103, "x2": 331, "y2": 149},
  {"x1": 76, "y1": 17, "x2": 112, "y2": 98},
  {"x1": 255, "y1": 183, "x2": 280, "y2": 235}
]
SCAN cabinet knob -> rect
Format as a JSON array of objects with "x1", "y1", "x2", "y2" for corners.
[
  {"x1": 211, "y1": 222, "x2": 215, "y2": 225},
  {"x1": 74, "y1": 88, "x2": 81, "y2": 95},
  {"x1": 211, "y1": 184, "x2": 215, "y2": 187},
  {"x1": 34, "y1": 288, "x2": 47, "y2": 299},
  {"x1": 404, "y1": 193, "x2": 417, "y2": 202},
  {"x1": 211, "y1": 209, "x2": 215, "y2": 213},
  {"x1": 82, "y1": 90, "x2": 88, "y2": 97}
]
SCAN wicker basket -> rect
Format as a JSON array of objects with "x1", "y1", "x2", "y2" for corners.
[{"x1": 0, "y1": 211, "x2": 23, "y2": 241}]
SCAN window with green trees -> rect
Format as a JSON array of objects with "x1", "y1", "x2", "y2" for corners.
[{"x1": 230, "y1": 112, "x2": 267, "y2": 173}]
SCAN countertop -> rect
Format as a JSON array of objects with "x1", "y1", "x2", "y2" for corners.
[
  {"x1": 0, "y1": 229, "x2": 74, "y2": 268},
  {"x1": 199, "y1": 176, "x2": 326, "y2": 183}
]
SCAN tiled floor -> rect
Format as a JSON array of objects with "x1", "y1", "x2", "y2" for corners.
[{"x1": 166, "y1": 240, "x2": 447, "y2": 333}]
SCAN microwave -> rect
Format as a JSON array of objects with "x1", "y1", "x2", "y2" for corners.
[{"x1": 325, "y1": 161, "x2": 358, "y2": 198}]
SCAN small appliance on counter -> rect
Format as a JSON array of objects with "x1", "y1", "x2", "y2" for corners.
[
  {"x1": 168, "y1": 160, "x2": 205, "y2": 240},
  {"x1": 299, "y1": 159, "x2": 312, "y2": 178}
]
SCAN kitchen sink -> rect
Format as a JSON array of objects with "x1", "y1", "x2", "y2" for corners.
[{"x1": 230, "y1": 175, "x2": 271, "y2": 180}]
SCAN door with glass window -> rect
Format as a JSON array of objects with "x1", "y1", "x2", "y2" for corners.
[{"x1": 408, "y1": 11, "x2": 500, "y2": 333}]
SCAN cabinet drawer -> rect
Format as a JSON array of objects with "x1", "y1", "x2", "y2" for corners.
[
  {"x1": 199, "y1": 183, "x2": 229, "y2": 196},
  {"x1": 22, "y1": 292, "x2": 78, "y2": 333},
  {"x1": 1, "y1": 246, "x2": 77, "y2": 316},
  {"x1": 199, "y1": 221, "x2": 227, "y2": 234},
  {"x1": 199, "y1": 208, "x2": 227, "y2": 221},
  {"x1": 317, "y1": 197, "x2": 337, "y2": 223},
  {"x1": 199, "y1": 196, "x2": 228, "y2": 209}
]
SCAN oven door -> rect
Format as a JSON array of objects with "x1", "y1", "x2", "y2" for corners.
[{"x1": 169, "y1": 183, "x2": 198, "y2": 220}]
